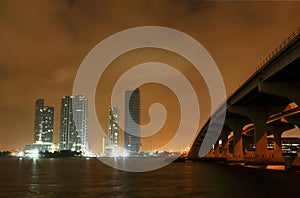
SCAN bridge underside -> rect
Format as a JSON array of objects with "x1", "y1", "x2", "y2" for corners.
[{"x1": 188, "y1": 28, "x2": 300, "y2": 166}]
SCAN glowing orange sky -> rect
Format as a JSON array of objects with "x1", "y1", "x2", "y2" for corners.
[{"x1": 0, "y1": 0, "x2": 300, "y2": 153}]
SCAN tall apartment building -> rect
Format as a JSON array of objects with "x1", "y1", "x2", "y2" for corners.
[
  {"x1": 124, "y1": 89, "x2": 140, "y2": 153},
  {"x1": 60, "y1": 95, "x2": 88, "y2": 153},
  {"x1": 108, "y1": 106, "x2": 120, "y2": 147},
  {"x1": 34, "y1": 99, "x2": 54, "y2": 143}
]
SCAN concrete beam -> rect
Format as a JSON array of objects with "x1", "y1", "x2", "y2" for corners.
[
  {"x1": 285, "y1": 114, "x2": 300, "y2": 128},
  {"x1": 259, "y1": 82, "x2": 300, "y2": 105}
]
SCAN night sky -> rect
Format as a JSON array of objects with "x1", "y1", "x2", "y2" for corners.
[{"x1": 0, "y1": 0, "x2": 300, "y2": 153}]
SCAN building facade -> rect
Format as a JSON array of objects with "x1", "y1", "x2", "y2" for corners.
[
  {"x1": 124, "y1": 89, "x2": 140, "y2": 153},
  {"x1": 60, "y1": 95, "x2": 88, "y2": 153},
  {"x1": 105, "y1": 106, "x2": 120, "y2": 156},
  {"x1": 108, "y1": 106, "x2": 120, "y2": 147},
  {"x1": 34, "y1": 99, "x2": 54, "y2": 143}
]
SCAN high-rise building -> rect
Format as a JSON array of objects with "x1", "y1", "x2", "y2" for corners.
[
  {"x1": 105, "y1": 107, "x2": 120, "y2": 156},
  {"x1": 34, "y1": 99, "x2": 54, "y2": 143},
  {"x1": 124, "y1": 88, "x2": 140, "y2": 153},
  {"x1": 73, "y1": 95, "x2": 88, "y2": 153},
  {"x1": 60, "y1": 95, "x2": 88, "y2": 153},
  {"x1": 108, "y1": 107, "x2": 120, "y2": 147},
  {"x1": 26, "y1": 99, "x2": 55, "y2": 155}
]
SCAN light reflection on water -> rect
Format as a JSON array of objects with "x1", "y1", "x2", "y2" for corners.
[
  {"x1": 28, "y1": 159, "x2": 40, "y2": 197},
  {"x1": 0, "y1": 158, "x2": 300, "y2": 197}
]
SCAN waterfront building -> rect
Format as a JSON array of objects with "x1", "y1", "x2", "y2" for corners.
[
  {"x1": 108, "y1": 107, "x2": 120, "y2": 147},
  {"x1": 59, "y1": 95, "x2": 88, "y2": 153},
  {"x1": 105, "y1": 106, "x2": 120, "y2": 156},
  {"x1": 34, "y1": 99, "x2": 54, "y2": 143},
  {"x1": 124, "y1": 89, "x2": 140, "y2": 153},
  {"x1": 25, "y1": 99, "x2": 55, "y2": 155},
  {"x1": 102, "y1": 137, "x2": 107, "y2": 156},
  {"x1": 25, "y1": 143, "x2": 56, "y2": 154}
]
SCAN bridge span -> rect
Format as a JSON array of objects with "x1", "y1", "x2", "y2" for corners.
[{"x1": 188, "y1": 27, "x2": 300, "y2": 166}]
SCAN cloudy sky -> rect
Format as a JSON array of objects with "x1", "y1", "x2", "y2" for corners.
[{"x1": 0, "y1": 0, "x2": 300, "y2": 153}]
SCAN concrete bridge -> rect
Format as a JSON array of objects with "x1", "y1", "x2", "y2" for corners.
[{"x1": 188, "y1": 27, "x2": 300, "y2": 166}]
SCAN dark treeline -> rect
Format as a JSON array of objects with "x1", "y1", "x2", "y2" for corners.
[
  {"x1": 40, "y1": 150, "x2": 82, "y2": 158},
  {"x1": 0, "y1": 150, "x2": 83, "y2": 158},
  {"x1": 0, "y1": 151, "x2": 11, "y2": 157}
]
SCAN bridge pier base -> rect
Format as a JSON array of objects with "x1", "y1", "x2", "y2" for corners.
[
  {"x1": 273, "y1": 132, "x2": 282, "y2": 158},
  {"x1": 214, "y1": 142, "x2": 222, "y2": 158},
  {"x1": 267, "y1": 121, "x2": 294, "y2": 162},
  {"x1": 221, "y1": 134, "x2": 230, "y2": 158}
]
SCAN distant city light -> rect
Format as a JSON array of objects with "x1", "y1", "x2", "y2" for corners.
[
  {"x1": 219, "y1": 140, "x2": 222, "y2": 145},
  {"x1": 29, "y1": 149, "x2": 39, "y2": 159},
  {"x1": 121, "y1": 151, "x2": 129, "y2": 157},
  {"x1": 17, "y1": 151, "x2": 24, "y2": 157},
  {"x1": 84, "y1": 150, "x2": 93, "y2": 157}
]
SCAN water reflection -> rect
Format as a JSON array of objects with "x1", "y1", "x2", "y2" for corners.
[
  {"x1": 1, "y1": 158, "x2": 300, "y2": 197},
  {"x1": 27, "y1": 158, "x2": 41, "y2": 197},
  {"x1": 110, "y1": 168, "x2": 129, "y2": 197}
]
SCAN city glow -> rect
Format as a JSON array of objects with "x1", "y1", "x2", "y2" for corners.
[
  {"x1": 84, "y1": 150, "x2": 93, "y2": 157},
  {"x1": 112, "y1": 149, "x2": 120, "y2": 157},
  {"x1": 29, "y1": 149, "x2": 39, "y2": 159},
  {"x1": 17, "y1": 151, "x2": 24, "y2": 157},
  {"x1": 121, "y1": 151, "x2": 129, "y2": 157}
]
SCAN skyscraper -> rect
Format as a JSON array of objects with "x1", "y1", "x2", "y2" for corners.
[
  {"x1": 124, "y1": 88, "x2": 140, "y2": 153},
  {"x1": 34, "y1": 99, "x2": 54, "y2": 143},
  {"x1": 26, "y1": 99, "x2": 55, "y2": 154},
  {"x1": 105, "y1": 106, "x2": 120, "y2": 156},
  {"x1": 60, "y1": 95, "x2": 88, "y2": 153},
  {"x1": 108, "y1": 106, "x2": 120, "y2": 147},
  {"x1": 73, "y1": 95, "x2": 88, "y2": 153}
]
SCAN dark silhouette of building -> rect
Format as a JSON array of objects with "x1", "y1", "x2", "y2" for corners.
[
  {"x1": 34, "y1": 99, "x2": 54, "y2": 143},
  {"x1": 108, "y1": 107, "x2": 120, "y2": 146},
  {"x1": 124, "y1": 89, "x2": 140, "y2": 153}
]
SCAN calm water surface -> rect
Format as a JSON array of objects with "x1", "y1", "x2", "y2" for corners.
[{"x1": 0, "y1": 158, "x2": 299, "y2": 197}]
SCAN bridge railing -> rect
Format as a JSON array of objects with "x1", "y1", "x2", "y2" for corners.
[{"x1": 229, "y1": 27, "x2": 300, "y2": 98}]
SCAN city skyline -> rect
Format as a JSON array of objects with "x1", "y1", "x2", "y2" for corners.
[
  {"x1": 0, "y1": 1, "x2": 300, "y2": 197},
  {"x1": 0, "y1": 1, "x2": 300, "y2": 153}
]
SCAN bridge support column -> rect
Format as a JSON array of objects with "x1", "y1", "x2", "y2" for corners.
[
  {"x1": 254, "y1": 114, "x2": 268, "y2": 160},
  {"x1": 221, "y1": 135, "x2": 229, "y2": 158},
  {"x1": 206, "y1": 148, "x2": 214, "y2": 158},
  {"x1": 225, "y1": 117, "x2": 251, "y2": 161},
  {"x1": 220, "y1": 126, "x2": 231, "y2": 158},
  {"x1": 243, "y1": 134, "x2": 255, "y2": 158},
  {"x1": 267, "y1": 121, "x2": 294, "y2": 160},
  {"x1": 213, "y1": 141, "x2": 221, "y2": 158},
  {"x1": 273, "y1": 132, "x2": 282, "y2": 157},
  {"x1": 229, "y1": 105, "x2": 285, "y2": 163},
  {"x1": 233, "y1": 132, "x2": 243, "y2": 161}
]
